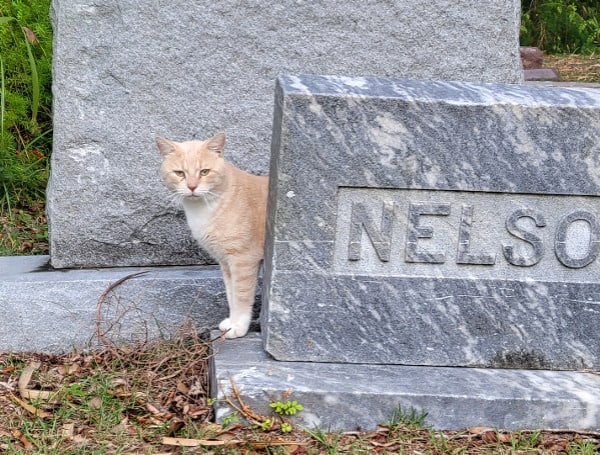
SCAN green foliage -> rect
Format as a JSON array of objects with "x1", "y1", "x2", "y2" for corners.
[
  {"x1": 521, "y1": 0, "x2": 600, "y2": 54},
  {"x1": 269, "y1": 399, "x2": 304, "y2": 416},
  {"x1": 221, "y1": 411, "x2": 240, "y2": 426},
  {"x1": 280, "y1": 421, "x2": 293, "y2": 433},
  {"x1": 0, "y1": 0, "x2": 52, "y2": 214}
]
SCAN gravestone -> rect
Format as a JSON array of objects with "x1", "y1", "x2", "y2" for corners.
[
  {"x1": 261, "y1": 75, "x2": 600, "y2": 370},
  {"x1": 212, "y1": 75, "x2": 600, "y2": 431},
  {"x1": 47, "y1": 0, "x2": 522, "y2": 268}
]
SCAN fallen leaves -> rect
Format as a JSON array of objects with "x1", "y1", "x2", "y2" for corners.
[
  {"x1": 0, "y1": 338, "x2": 599, "y2": 453},
  {"x1": 0, "y1": 326, "x2": 214, "y2": 452}
]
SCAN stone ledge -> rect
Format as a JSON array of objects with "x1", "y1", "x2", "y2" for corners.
[
  {"x1": 524, "y1": 68, "x2": 561, "y2": 81},
  {"x1": 212, "y1": 333, "x2": 600, "y2": 431},
  {"x1": 0, "y1": 256, "x2": 237, "y2": 353}
]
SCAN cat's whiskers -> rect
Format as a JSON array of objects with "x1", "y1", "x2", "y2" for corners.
[
  {"x1": 166, "y1": 191, "x2": 185, "y2": 206},
  {"x1": 200, "y1": 190, "x2": 221, "y2": 209}
]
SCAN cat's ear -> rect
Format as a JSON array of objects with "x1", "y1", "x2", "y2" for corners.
[
  {"x1": 156, "y1": 136, "x2": 177, "y2": 157},
  {"x1": 207, "y1": 132, "x2": 226, "y2": 157}
]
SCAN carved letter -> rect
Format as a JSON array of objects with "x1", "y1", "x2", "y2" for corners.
[
  {"x1": 503, "y1": 208, "x2": 546, "y2": 266},
  {"x1": 456, "y1": 204, "x2": 496, "y2": 265},
  {"x1": 555, "y1": 210, "x2": 600, "y2": 268},
  {"x1": 348, "y1": 201, "x2": 393, "y2": 262},
  {"x1": 405, "y1": 202, "x2": 450, "y2": 263}
]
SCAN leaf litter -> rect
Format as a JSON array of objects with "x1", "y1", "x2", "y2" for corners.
[{"x1": 0, "y1": 333, "x2": 599, "y2": 453}]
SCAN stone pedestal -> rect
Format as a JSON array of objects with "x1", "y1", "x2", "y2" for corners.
[{"x1": 213, "y1": 334, "x2": 600, "y2": 431}]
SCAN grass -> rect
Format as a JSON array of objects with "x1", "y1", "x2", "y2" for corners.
[
  {"x1": 545, "y1": 53, "x2": 600, "y2": 82},
  {"x1": 0, "y1": 200, "x2": 47, "y2": 255},
  {"x1": 0, "y1": 326, "x2": 212, "y2": 453},
  {"x1": 0, "y1": 326, "x2": 599, "y2": 454}
]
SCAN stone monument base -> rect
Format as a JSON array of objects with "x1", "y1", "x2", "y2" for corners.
[
  {"x1": 212, "y1": 333, "x2": 600, "y2": 431},
  {"x1": 0, "y1": 256, "x2": 243, "y2": 352}
]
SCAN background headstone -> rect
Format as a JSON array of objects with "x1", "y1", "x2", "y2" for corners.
[
  {"x1": 262, "y1": 74, "x2": 600, "y2": 369},
  {"x1": 48, "y1": 0, "x2": 523, "y2": 268}
]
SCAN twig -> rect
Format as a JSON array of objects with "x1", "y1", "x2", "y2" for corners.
[
  {"x1": 224, "y1": 376, "x2": 271, "y2": 427},
  {"x1": 95, "y1": 271, "x2": 148, "y2": 351}
]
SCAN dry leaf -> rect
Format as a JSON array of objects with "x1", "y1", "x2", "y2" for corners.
[
  {"x1": 166, "y1": 418, "x2": 185, "y2": 436},
  {"x1": 110, "y1": 377, "x2": 128, "y2": 387},
  {"x1": 146, "y1": 402, "x2": 163, "y2": 416},
  {"x1": 88, "y1": 396, "x2": 103, "y2": 410},
  {"x1": 20, "y1": 388, "x2": 55, "y2": 401},
  {"x1": 58, "y1": 364, "x2": 80, "y2": 375},
  {"x1": 162, "y1": 437, "x2": 228, "y2": 447},
  {"x1": 250, "y1": 440, "x2": 308, "y2": 449},
  {"x1": 61, "y1": 423, "x2": 75, "y2": 438},
  {"x1": 371, "y1": 440, "x2": 399, "y2": 448},
  {"x1": 177, "y1": 381, "x2": 189, "y2": 394},
  {"x1": 481, "y1": 430, "x2": 497, "y2": 444},
  {"x1": 18, "y1": 362, "x2": 40, "y2": 392},
  {"x1": 497, "y1": 432, "x2": 513, "y2": 443},
  {"x1": 12, "y1": 429, "x2": 33, "y2": 449},
  {"x1": 72, "y1": 435, "x2": 88, "y2": 445},
  {"x1": 23, "y1": 27, "x2": 39, "y2": 44},
  {"x1": 467, "y1": 426, "x2": 494, "y2": 435},
  {"x1": 18, "y1": 361, "x2": 56, "y2": 401},
  {"x1": 203, "y1": 423, "x2": 226, "y2": 434},
  {"x1": 9, "y1": 393, "x2": 52, "y2": 418}
]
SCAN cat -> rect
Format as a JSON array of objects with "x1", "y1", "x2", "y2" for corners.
[{"x1": 156, "y1": 132, "x2": 268, "y2": 338}]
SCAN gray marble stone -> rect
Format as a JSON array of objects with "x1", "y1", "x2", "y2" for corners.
[
  {"x1": 262, "y1": 75, "x2": 600, "y2": 369},
  {"x1": 0, "y1": 256, "x2": 259, "y2": 353},
  {"x1": 212, "y1": 333, "x2": 600, "y2": 431},
  {"x1": 48, "y1": 0, "x2": 522, "y2": 268}
]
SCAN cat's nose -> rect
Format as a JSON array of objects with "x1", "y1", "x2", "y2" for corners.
[{"x1": 188, "y1": 184, "x2": 197, "y2": 192}]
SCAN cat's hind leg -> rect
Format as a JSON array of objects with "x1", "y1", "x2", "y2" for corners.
[{"x1": 218, "y1": 258, "x2": 260, "y2": 338}]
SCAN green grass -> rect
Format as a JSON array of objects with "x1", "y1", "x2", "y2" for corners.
[{"x1": 0, "y1": 0, "x2": 52, "y2": 256}]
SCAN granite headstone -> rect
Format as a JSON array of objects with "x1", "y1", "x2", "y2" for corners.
[
  {"x1": 262, "y1": 75, "x2": 600, "y2": 369},
  {"x1": 47, "y1": 0, "x2": 522, "y2": 268}
]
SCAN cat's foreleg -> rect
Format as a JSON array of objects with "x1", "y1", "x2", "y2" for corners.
[
  {"x1": 218, "y1": 258, "x2": 259, "y2": 338},
  {"x1": 220, "y1": 262, "x2": 233, "y2": 311}
]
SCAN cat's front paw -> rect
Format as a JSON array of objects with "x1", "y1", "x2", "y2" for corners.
[{"x1": 219, "y1": 318, "x2": 250, "y2": 339}]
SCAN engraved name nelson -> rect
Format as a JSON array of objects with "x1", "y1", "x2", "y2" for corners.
[{"x1": 334, "y1": 188, "x2": 600, "y2": 278}]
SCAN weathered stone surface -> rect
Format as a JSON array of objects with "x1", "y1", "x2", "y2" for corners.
[
  {"x1": 524, "y1": 68, "x2": 561, "y2": 81},
  {"x1": 520, "y1": 46, "x2": 544, "y2": 69},
  {"x1": 48, "y1": 0, "x2": 522, "y2": 268},
  {"x1": 262, "y1": 75, "x2": 600, "y2": 368},
  {"x1": 0, "y1": 256, "x2": 259, "y2": 353},
  {"x1": 212, "y1": 333, "x2": 600, "y2": 431}
]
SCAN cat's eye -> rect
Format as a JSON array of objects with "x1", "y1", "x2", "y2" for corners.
[
  {"x1": 200, "y1": 169, "x2": 210, "y2": 176},
  {"x1": 173, "y1": 170, "x2": 185, "y2": 178}
]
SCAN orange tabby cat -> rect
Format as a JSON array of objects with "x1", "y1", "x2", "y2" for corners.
[{"x1": 156, "y1": 132, "x2": 268, "y2": 338}]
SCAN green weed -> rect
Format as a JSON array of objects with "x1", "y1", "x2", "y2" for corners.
[
  {"x1": 386, "y1": 405, "x2": 428, "y2": 429},
  {"x1": 269, "y1": 399, "x2": 304, "y2": 416},
  {"x1": 569, "y1": 439, "x2": 600, "y2": 454},
  {"x1": 305, "y1": 426, "x2": 341, "y2": 454}
]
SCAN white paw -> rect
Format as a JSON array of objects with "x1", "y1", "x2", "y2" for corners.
[{"x1": 219, "y1": 318, "x2": 250, "y2": 339}]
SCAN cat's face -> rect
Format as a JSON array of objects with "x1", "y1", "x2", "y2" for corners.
[{"x1": 156, "y1": 133, "x2": 227, "y2": 201}]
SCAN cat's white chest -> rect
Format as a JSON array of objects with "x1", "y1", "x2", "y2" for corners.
[{"x1": 182, "y1": 199, "x2": 217, "y2": 242}]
